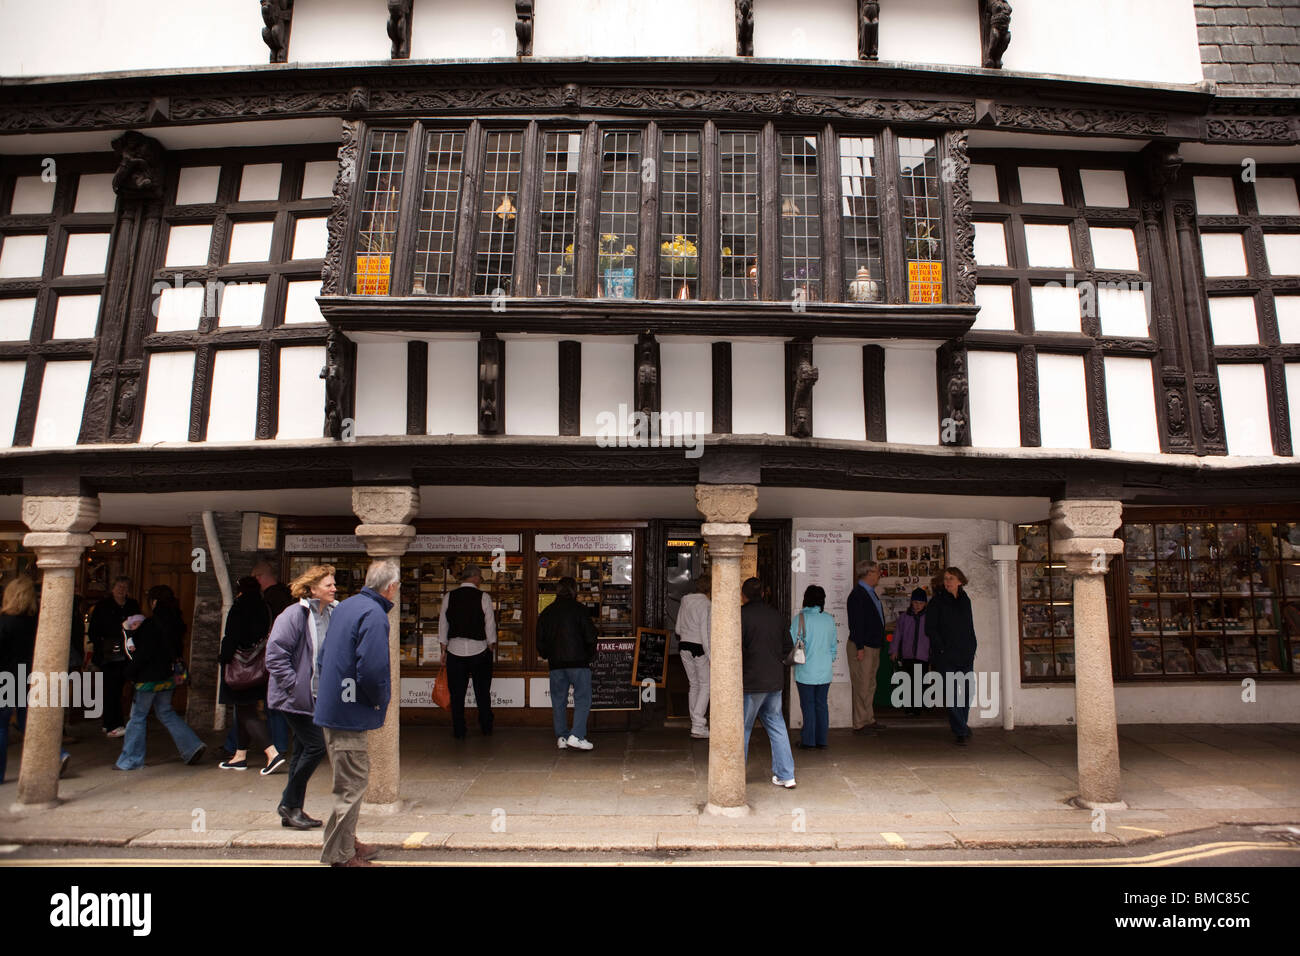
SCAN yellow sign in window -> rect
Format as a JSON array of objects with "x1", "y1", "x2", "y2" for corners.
[
  {"x1": 355, "y1": 254, "x2": 391, "y2": 295},
  {"x1": 907, "y1": 261, "x2": 943, "y2": 303}
]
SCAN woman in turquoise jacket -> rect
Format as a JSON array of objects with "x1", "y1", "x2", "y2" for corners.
[{"x1": 791, "y1": 585, "x2": 838, "y2": 749}]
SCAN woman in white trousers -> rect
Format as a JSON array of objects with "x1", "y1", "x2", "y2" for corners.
[{"x1": 676, "y1": 574, "x2": 712, "y2": 738}]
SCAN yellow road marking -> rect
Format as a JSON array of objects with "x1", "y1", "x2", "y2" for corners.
[
  {"x1": 1116, "y1": 826, "x2": 1166, "y2": 837},
  {"x1": 403, "y1": 832, "x2": 429, "y2": 849},
  {"x1": 881, "y1": 832, "x2": 906, "y2": 847}
]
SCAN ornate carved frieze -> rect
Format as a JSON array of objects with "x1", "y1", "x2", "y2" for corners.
[
  {"x1": 858, "y1": 1, "x2": 879, "y2": 61},
  {"x1": 321, "y1": 119, "x2": 359, "y2": 297},
  {"x1": 1019, "y1": 346, "x2": 1040, "y2": 446},
  {"x1": 1161, "y1": 369, "x2": 1192, "y2": 451},
  {"x1": 980, "y1": 0, "x2": 1012, "y2": 70},
  {"x1": 260, "y1": 0, "x2": 294, "y2": 64},
  {"x1": 988, "y1": 104, "x2": 1166, "y2": 138},
  {"x1": 736, "y1": 1, "x2": 753, "y2": 57},
  {"x1": 1193, "y1": 375, "x2": 1226, "y2": 455},
  {"x1": 1205, "y1": 117, "x2": 1298, "y2": 144},
  {"x1": 946, "y1": 130, "x2": 976, "y2": 305},
  {"x1": 388, "y1": 0, "x2": 413, "y2": 60}
]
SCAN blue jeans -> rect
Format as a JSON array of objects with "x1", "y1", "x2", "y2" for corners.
[
  {"x1": 795, "y1": 682, "x2": 830, "y2": 747},
  {"x1": 549, "y1": 668, "x2": 592, "y2": 740},
  {"x1": 742, "y1": 691, "x2": 795, "y2": 782},
  {"x1": 115, "y1": 687, "x2": 205, "y2": 770},
  {"x1": 3, "y1": 704, "x2": 69, "y2": 782}
]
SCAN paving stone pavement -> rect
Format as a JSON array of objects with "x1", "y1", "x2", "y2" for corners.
[{"x1": 2, "y1": 719, "x2": 1297, "y2": 853}]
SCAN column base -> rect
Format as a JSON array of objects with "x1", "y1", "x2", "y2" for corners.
[
  {"x1": 361, "y1": 799, "x2": 404, "y2": 815},
  {"x1": 1070, "y1": 796, "x2": 1128, "y2": 811},
  {"x1": 704, "y1": 801, "x2": 751, "y2": 818},
  {"x1": 11, "y1": 798, "x2": 61, "y2": 812}
]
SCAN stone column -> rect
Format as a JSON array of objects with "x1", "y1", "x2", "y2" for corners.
[
  {"x1": 16, "y1": 495, "x2": 100, "y2": 807},
  {"x1": 695, "y1": 483, "x2": 758, "y2": 817},
  {"x1": 1050, "y1": 499, "x2": 1126, "y2": 809},
  {"x1": 352, "y1": 486, "x2": 418, "y2": 810}
]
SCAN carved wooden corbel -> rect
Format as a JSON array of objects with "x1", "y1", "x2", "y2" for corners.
[
  {"x1": 787, "y1": 339, "x2": 818, "y2": 439},
  {"x1": 478, "y1": 333, "x2": 505, "y2": 435},
  {"x1": 858, "y1": 1, "x2": 879, "y2": 61},
  {"x1": 260, "y1": 0, "x2": 294, "y2": 64},
  {"x1": 736, "y1": 0, "x2": 754, "y2": 57},
  {"x1": 635, "y1": 333, "x2": 661, "y2": 418},
  {"x1": 937, "y1": 340, "x2": 971, "y2": 447},
  {"x1": 515, "y1": 1, "x2": 534, "y2": 57},
  {"x1": 979, "y1": 0, "x2": 1011, "y2": 69},
  {"x1": 387, "y1": 0, "x2": 413, "y2": 59}
]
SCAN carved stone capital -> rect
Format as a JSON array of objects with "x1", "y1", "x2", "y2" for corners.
[
  {"x1": 1050, "y1": 498, "x2": 1123, "y2": 543},
  {"x1": 352, "y1": 486, "x2": 419, "y2": 526},
  {"x1": 353, "y1": 525, "x2": 416, "y2": 558},
  {"x1": 21, "y1": 533, "x2": 96, "y2": 569},
  {"x1": 21, "y1": 496, "x2": 100, "y2": 534},
  {"x1": 695, "y1": 484, "x2": 758, "y2": 524}
]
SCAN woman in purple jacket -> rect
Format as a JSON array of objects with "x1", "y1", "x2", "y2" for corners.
[
  {"x1": 890, "y1": 587, "x2": 931, "y2": 716},
  {"x1": 265, "y1": 564, "x2": 337, "y2": 830}
]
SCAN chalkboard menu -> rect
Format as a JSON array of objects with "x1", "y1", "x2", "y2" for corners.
[
  {"x1": 633, "y1": 627, "x2": 670, "y2": 688},
  {"x1": 591, "y1": 637, "x2": 641, "y2": 711}
]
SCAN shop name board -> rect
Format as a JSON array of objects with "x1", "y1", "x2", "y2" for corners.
[
  {"x1": 286, "y1": 533, "x2": 521, "y2": 554},
  {"x1": 399, "y1": 676, "x2": 524, "y2": 708},
  {"x1": 534, "y1": 533, "x2": 633, "y2": 553}
]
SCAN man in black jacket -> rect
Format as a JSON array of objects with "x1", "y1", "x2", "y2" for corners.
[
  {"x1": 846, "y1": 560, "x2": 886, "y2": 733},
  {"x1": 740, "y1": 577, "x2": 796, "y2": 788},
  {"x1": 88, "y1": 576, "x2": 141, "y2": 737},
  {"x1": 537, "y1": 576, "x2": 598, "y2": 751}
]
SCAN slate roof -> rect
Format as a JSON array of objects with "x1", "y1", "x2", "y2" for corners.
[{"x1": 1196, "y1": 0, "x2": 1300, "y2": 93}]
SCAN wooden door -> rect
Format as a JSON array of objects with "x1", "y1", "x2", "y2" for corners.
[{"x1": 140, "y1": 529, "x2": 196, "y2": 713}]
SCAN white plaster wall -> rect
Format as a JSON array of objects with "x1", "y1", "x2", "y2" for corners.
[
  {"x1": 1000, "y1": 0, "x2": 1202, "y2": 86},
  {"x1": 731, "y1": 342, "x2": 785, "y2": 435},
  {"x1": 789, "y1": 516, "x2": 1004, "y2": 730},
  {"x1": 427, "y1": 339, "x2": 479, "y2": 435},
  {"x1": 504, "y1": 339, "x2": 559, "y2": 436},
  {"x1": 580, "y1": 340, "x2": 635, "y2": 437},
  {"x1": 0, "y1": 298, "x2": 35, "y2": 342},
  {"x1": 413, "y1": 0, "x2": 526, "y2": 58},
  {"x1": 1036, "y1": 353, "x2": 1091, "y2": 449},
  {"x1": 1103, "y1": 356, "x2": 1160, "y2": 454},
  {"x1": 0, "y1": 361, "x2": 25, "y2": 448},
  {"x1": 812, "y1": 344, "x2": 864, "y2": 441},
  {"x1": 1287, "y1": 363, "x2": 1300, "y2": 457},
  {"x1": 1014, "y1": 683, "x2": 1300, "y2": 726},
  {"x1": 878, "y1": 0, "x2": 981, "y2": 67},
  {"x1": 276, "y1": 346, "x2": 327, "y2": 440},
  {"x1": 290, "y1": 0, "x2": 392, "y2": 63},
  {"x1": 31, "y1": 360, "x2": 90, "y2": 448},
  {"x1": 206, "y1": 349, "x2": 259, "y2": 442},
  {"x1": 0, "y1": 0, "x2": 267, "y2": 77},
  {"x1": 659, "y1": 340, "x2": 713, "y2": 436},
  {"x1": 1217, "y1": 362, "x2": 1273, "y2": 457},
  {"x1": 354, "y1": 341, "x2": 408, "y2": 437},
  {"x1": 138, "y1": 351, "x2": 195, "y2": 443},
  {"x1": 967, "y1": 350, "x2": 1020, "y2": 448},
  {"x1": 883, "y1": 346, "x2": 937, "y2": 445},
  {"x1": 753, "y1": 0, "x2": 856, "y2": 60},
  {"x1": 535, "y1": 0, "x2": 733, "y2": 57}
]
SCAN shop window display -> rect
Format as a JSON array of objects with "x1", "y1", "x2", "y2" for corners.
[{"x1": 1016, "y1": 524, "x2": 1075, "y2": 679}]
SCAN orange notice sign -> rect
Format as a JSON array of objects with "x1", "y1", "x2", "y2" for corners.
[
  {"x1": 907, "y1": 261, "x2": 943, "y2": 303},
  {"x1": 355, "y1": 254, "x2": 391, "y2": 295}
]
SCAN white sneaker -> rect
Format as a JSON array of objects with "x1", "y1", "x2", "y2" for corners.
[
  {"x1": 106, "y1": 726, "x2": 125, "y2": 738},
  {"x1": 557, "y1": 736, "x2": 567, "y2": 750},
  {"x1": 565, "y1": 735, "x2": 594, "y2": 751},
  {"x1": 772, "y1": 775, "x2": 797, "y2": 789}
]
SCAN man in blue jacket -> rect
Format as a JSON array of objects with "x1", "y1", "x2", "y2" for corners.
[
  {"x1": 846, "y1": 560, "x2": 886, "y2": 734},
  {"x1": 314, "y1": 559, "x2": 399, "y2": 867}
]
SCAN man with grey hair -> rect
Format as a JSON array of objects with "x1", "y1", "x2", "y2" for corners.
[
  {"x1": 439, "y1": 562, "x2": 497, "y2": 739},
  {"x1": 313, "y1": 559, "x2": 399, "y2": 867},
  {"x1": 846, "y1": 559, "x2": 886, "y2": 734}
]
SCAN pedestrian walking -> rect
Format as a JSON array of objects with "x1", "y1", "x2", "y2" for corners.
[
  {"x1": 114, "y1": 607, "x2": 206, "y2": 770},
  {"x1": 439, "y1": 563, "x2": 496, "y2": 739},
  {"x1": 890, "y1": 587, "x2": 931, "y2": 716},
  {"x1": 88, "y1": 576, "x2": 140, "y2": 738},
  {"x1": 218, "y1": 576, "x2": 283, "y2": 773},
  {"x1": 252, "y1": 558, "x2": 293, "y2": 755},
  {"x1": 265, "y1": 564, "x2": 338, "y2": 829},
  {"x1": 846, "y1": 560, "x2": 886, "y2": 734},
  {"x1": 676, "y1": 573, "x2": 711, "y2": 739},
  {"x1": 792, "y1": 585, "x2": 837, "y2": 750},
  {"x1": 926, "y1": 567, "x2": 978, "y2": 745},
  {"x1": 314, "y1": 560, "x2": 398, "y2": 867},
  {"x1": 740, "y1": 576, "x2": 796, "y2": 788},
  {"x1": 537, "y1": 576, "x2": 597, "y2": 751}
]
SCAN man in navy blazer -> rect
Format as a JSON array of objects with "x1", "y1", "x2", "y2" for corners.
[
  {"x1": 314, "y1": 559, "x2": 399, "y2": 867},
  {"x1": 846, "y1": 560, "x2": 886, "y2": 733}
]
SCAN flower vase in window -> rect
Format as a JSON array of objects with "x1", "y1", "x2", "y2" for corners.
[
  {"x1": 660, "y1": 234, "x2": 698, "y2": 280},
  {"x1": 848, "y1": 266, "x2": 881, "y2": 302}
]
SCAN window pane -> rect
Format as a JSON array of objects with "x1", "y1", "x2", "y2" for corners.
[
  {"x1": 719, "y1": 131, "x2": 759, "y2": 301},
  {"x1": 414, "y1": 129, "x2": 465, "y2": 296},
  {"x1": 839, "y1": 136, "x2": 883, "y2": 302},
  {"x1": 536, "y1": 130, "x2": 581, "y2": 297},
  {"x1": 598, "y1": 130, "x2": 641, "y2": 298},
  {"x1": 898, "y1": 137, "x2": 944, "y2": 303},
  {"x1": 779, "y1": 134, "x2": 822, "y2": 301},
  {"x1": 475, "y1": 130, "x2": 524, "y2": 296},
  {"x1": 354, "y1": 130, "x2": 407, "y2": 295},
  {"x1": 658, "y1": 131, "x2": 700, "y2": 300}
]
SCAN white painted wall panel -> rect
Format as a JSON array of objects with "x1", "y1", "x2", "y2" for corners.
[
  {"x1": 504, "y1": 339, "x2": 558, "y2": 436},
  {"x1": 227, "y1": 221, "x2": 274, "y2": 263},
  {"x1": 206, "y1": 350, "x2": 260, "y2": 442},
  {"x1": 9, "y1": 176, "x2": 54, "y2": 215},
  {"x1": 1030, "y1": 284, "x2": 1081, "y2": 333},
  {"x1": 580, "y1": 341, "x2": 635, "y2": 437},
  {"x1": 970, "y1": 164, "x2": 999, "y2": 203},
  {"x1": 0, "y1": 0, "x2": 267, "y2": 76},
  {"x1": 51, "y1": 294, "x2": 100, "y2": 339},
  {"x1": 412, "y1": 0, "x2": 517, "y2": 58},
  {"x1": 31, "y1": 360, "x2": 90, "y2": 448},
  {"x1": 1200, "y1": 233, "x2": 1247, "y2": 277},
  {"x1": 1000, "y1": 0, "x2": 1201, "y2": 85},
  {"x1": 0, "y1": 235, "x2": 47, "y2": 278},
  {"x1": 238, "y1": 164, "x2": 282, "y2": 202},
  {"x1": 1104, "y1": 357, "x2": 1160, "y2": 454},
  {"x1": 967, "y1": 351, "x2": 1020, "y2": 449},
  {"x1": 812, "y1": 344, "x2": 864, "y2": 441},
  {"x1": 1036, "y1": 353, "x2": 1091, "y2": 449},
  {"x1": 1079, "y1": 169, "x2": 1128, "y2": 208},
  {"x1": 1089, "y1": 227, "x2": 1138, "y2": 271},
  {"x1": 156, "y1": 285, "x2": 204, "y2": 333},
  {"x1": 138, "y1": 351, "x2": 195, "y2": 443},
  {"x1": 1264, "y1": 234, "x2": 1300, "y2": 276},
  {"x1": 290, "y1": 0, "x2": 392, "y2": 62},
  {"x1": 353, "y1": 342, "x2": 408, "y2": 437},
  {"x1": 284, "y1": 281, "x2": 325, "y2": 325},
  {"x1": 1218, "y1": 363, "x2": 1273, "y2": 457},
  {"x1": 164, "y1": 225, "x2": 212, "y2": 268},
  {"x1": 878, "y1": 0, "x2": 981, "y2": 67},
  {"x1": 1255, "y1": 178, "x2": 1300, "y2": 216},
  {"x1": 731, "y1": 342, "x2": 785, "y2": 435},
  {"x1": 61, "y1": 233, "x2": 110, "y2": 275},
  {"x1": 1023, "y1": 224, "x2": 1073, "y2": 267},
  {"x1": 73, "y1": 174, "x2": 116, "y2": 214},
  {"x1": 1193, "y1": 176, "x2": 1238, "y2": 215},
  {"x1": 659, "y1": 342, "x2": 712, "y2": 436},
  {"x1": 427, "y1": 339, "x2": 479, "y2": 435},
  {"x1": 217, "y1": 282, "x2": 266, "y2": 328},
  {"x1": 973, "y1": 284, "x2": 1016, "y2": 331},
  {"x1": 0, "y1": 362, "x2": 26, "y2": 447},
  {"x1": 291, "y1": 217, "x2": 329, "y2": 260},
  {"x1": 1287, "y1": 364, "x2": 1300, "y2": 457},
  {"x1": 1277, "y1": 296, "x2": 1300, "y2": 343},
  {"x1": 301, "y1": 161, "x2": 337, "y2": 199},
  {"x1": 276, "y1": 346, "x2": 327, "y2": 440},
  {"x1": 1207, "y1": 297, "x2": 1259, "y2": 346},
  {"x1": 0, "y1": 298, "x2": 35, "y2": 341},
  {"x1": 1097, "y1": 286, "x2": 1150, "y2": 338},
  {"x1": 973, "y1": 222, "x2": 1008, "y2": 266},
  {"x1": 175, "y1": 167, "x2": 221, "y2": 206},
  {"x1": 752, "y1": 0, "x2": 855, "y2": 59},
  {"x1": 1017, "y1": 167, "x2": 1063, "y2": 205},
  {"x1": 883, "y1": 347, "x2": 937, "y2": 445}
]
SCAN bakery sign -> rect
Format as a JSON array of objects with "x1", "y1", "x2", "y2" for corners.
[{"x1": 285, "y1": 533, "x2": 521, "y2": 553}]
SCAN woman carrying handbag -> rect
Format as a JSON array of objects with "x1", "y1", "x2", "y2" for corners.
[
  {"x1": 791, "y1": 585, "x2": 838, "y2": 750},
  {"x1": 218, "y1": 576, "x2": 283, "y2": 773}
]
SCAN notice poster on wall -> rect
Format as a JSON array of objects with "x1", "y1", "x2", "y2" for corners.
[
  {"x1": 794, "y1": 531, "x2": 855, "y2": 684},
  {"x1": 869, "y1": 534, "x2": 948, "y2": 629}
]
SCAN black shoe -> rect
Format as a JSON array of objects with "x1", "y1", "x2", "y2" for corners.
[
  {"x1": 795, "y1": 741, "x2": 815, "y2": 750},
  {"x1": 815, "y1": 744, "x2": 828, "y2": 750},
  {"x1": 282, "y1": 808, "x2": 320, "y2": 830},
  {"x1": 299, "y1": 810, "x2": 323, "y2": 828},
  {"x1": 277, "y1": 804, "x2": 292, "y2": 823},
  {"x1": 186, "y1": 745, "x2": 206, "y2": 766},
  {"x1": 955, "y1": 735, "x2": 969, "y2": 746},
  {"x1": 261, "y1": 753, "x2": 287, "y2": 775}
]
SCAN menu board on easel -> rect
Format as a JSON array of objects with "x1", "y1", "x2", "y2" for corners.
[
  {"x1": 591, "y1": 637, "x2": 641, "y2": 711},
  {"x1": 633, "y1": 627, "x2": 670, "y2": 688}
]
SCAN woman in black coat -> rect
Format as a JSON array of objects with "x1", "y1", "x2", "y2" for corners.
[
  {"x1": 926, "y1": 567, "x2": 978, "y2": 746},
  {"x1": 218, "y1": 576, "x2": 283, "y2": 773}
]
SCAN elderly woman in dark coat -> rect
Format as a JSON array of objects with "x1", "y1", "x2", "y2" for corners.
[
  {"x1": 926, "y1": 566, "x2": 978, "y2": 746},
  {"x1": 218, "y1": 576, "x2": 283, "y2": 773}
]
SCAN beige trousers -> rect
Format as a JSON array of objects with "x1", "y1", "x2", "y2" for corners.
[{"x1": 848, "y1": 645, "x2": 881, "y2": 729}]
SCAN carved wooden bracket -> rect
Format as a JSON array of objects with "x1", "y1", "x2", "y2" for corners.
[
  {"x1": 321, "y1": 327, "x2": 353, "y2": 440},
  {"x1": 635, "y1": 332, "x2": 661, "y2": 418},
  {"x1": 979, "y1": 0, "x2": 1012, "y2": 69},
  {"x1": 858, "y1": 1, "x2": 879, "y2": 61},
  {"x1": 388, "y1": 0, "x2": 413, "y2": 59},
  {"x1": 260, "y1": 0, "x2": 294, "y2": 64},
  {"x1": 110, "y1": 130, "x2": 166, "y2": 200},
  {"x1": 515, "y1": 1, "x2": 534, "y2": 57},
  {"x1": 786, "y1": 339, "x2": 818, "y2": 439},
  {"x1": 937, "y1": 339, "x2": 971, "y2": 447},
  {"x1": 736, "y1": 0, "x2": 754, "y2": 57},
  {"x1": 478, "y1": 333, "x2": 505, "y2": 435}
]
